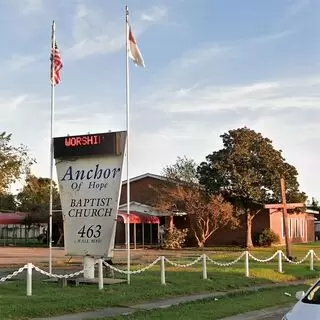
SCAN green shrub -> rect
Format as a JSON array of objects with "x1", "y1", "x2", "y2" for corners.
[
  {"x1": 163, "y1": 227, "x2": 188, "y2": 249},
  {"x1": 258, "y1": 228, "x2": 280, "y2": 247}
]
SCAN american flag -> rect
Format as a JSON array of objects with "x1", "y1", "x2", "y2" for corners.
[{"x1": 50, "y1": 41, "x2": 63, "y2": 85}]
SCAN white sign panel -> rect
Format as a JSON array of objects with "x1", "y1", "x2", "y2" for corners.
[{"x1": 55, "y1": 134, "x2": 126, "y2": 257}]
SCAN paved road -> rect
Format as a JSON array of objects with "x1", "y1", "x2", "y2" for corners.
[{"x1": 0, "y1": 246, "x2": 209, "y2": 266}]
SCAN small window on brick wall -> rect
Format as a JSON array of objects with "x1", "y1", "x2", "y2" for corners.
[
  {"x1": 301, "y1": 219, "x2": 305, "y2": 238},
  {"x1": 295, "y1": 218, "x2": 299, "y2": 238},
  {"x1": 289, "y1": 218, "x2": 292, "y2": 238},
  {"x1": 280, "y1": 217, "x2": 285, "y2": 239}
]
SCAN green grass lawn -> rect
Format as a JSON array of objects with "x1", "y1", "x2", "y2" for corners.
[
  {"x1": 0, "y1": 243, "x2": 319, "y2": 319},
  {"x1": 108, "y1": 284, "x2": 309, "y2": 320},
  {"x1": 0, "y1": 262, "x2": 318, "y2": 320}
]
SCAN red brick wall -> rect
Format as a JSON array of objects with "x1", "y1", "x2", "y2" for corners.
[
  {"x1": 270, "y1": 209, "x2": 314, "y2": 244},
  {"x1": 120, "y1": 177, "x2": 171, "y2": 206},
  {"x1": 206, "y1": 209, "x2": 270, "y2": 247},
  {"x1": 254, "y1": 210, "x2": 271, "y2": 234},
  {"x1": 307, "y1": 214, "x2": 315, "y2": 242}
]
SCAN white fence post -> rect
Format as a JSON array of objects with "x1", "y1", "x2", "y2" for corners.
[
  {"x1": 26, "y1": 263, "x2": 33, "y2": 296},
  {"x1": 310, "y1": 250, "x2": 314, "y2": 271},
  {"x1": 160, "y1": 256, "x2": 166, "y2": 285},
  {"x1": 245, "y1": 251, "x2": 249, "y2": 277},
  {"x1": 202, "y1": 254, "x2": 207, "y2": 280},
  {"x1": 98, "y1": 259, "x2": 104, "y2": 290},
  {"x1": 278, "y1": 250, "x2": 283, "y2": 273}
]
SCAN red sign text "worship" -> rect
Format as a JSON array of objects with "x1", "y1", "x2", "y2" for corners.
[{"x1": 64, "y1": 135, "x2": 103, "y2": 147}]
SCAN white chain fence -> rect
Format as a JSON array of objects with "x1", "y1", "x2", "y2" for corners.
[
  {"x1": 0, "y1": 249, "x2": 318, "y2": 295},
  {"x1": 206, "y1": 251, "x2": 246, "y2": 267},
  {"x1": 0, "y1": 264, "x2": 28, "y2": 282},
  {"x1": 248, "y1": 251, "x2": 279, "y2": 262},
  {"x1": 164, "y1": 255, "x2": 203, "y2": 267},
  {"x1": 103, "y1": 257, "x2": 161, "y2": 275},
  {"x1": 33, "y1": 266, "x2": 84, "y2": 278},
  {"x1": 281, "y1": 250, "x2": 312, "y2": 264}
]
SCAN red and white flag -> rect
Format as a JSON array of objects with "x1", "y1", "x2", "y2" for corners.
[
  {"x1": 127, "y1": 24, "x2": 145, "y2": 67},
  {"x1": 50, "y1": 41, "x2": 63, "y2": 85}
]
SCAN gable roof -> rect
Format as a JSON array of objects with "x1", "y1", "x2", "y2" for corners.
[
  {"x1": 306, "y1": 209, "x2": 319, "y2": 215},
  {"x1": 122, "y1": 173, "x2": 168, "y2": 185}
]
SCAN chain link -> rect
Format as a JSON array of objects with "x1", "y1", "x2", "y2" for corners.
[
  {"x1": 0, "y1": 265, "x2": 28, "y2": 282},
  {"x1": 103, "y1": 257, "x2": 161, "y2": 275},
  {"x1": 206, "y1": 252, "x2": 246, "y2": 267},
  {"x1": 164, "y1": 255, "x2": 203, "y2": 267},
  {"x1": 313, "y1": 251, "x2": 320, "y2": 261},
  {"x1": 248, "y1": 251, "x2": 279, "y2": 263},
  {"x1": 33, "y1": 266, "x2": 84, "y2": 278},
  {"x1": 281, "y1": 250, "x2": 311, "y2": 264}
]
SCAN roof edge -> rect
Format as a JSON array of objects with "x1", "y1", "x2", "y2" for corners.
[{"x1": 122, "y1": 173, "x2": 168, "y2": 185}]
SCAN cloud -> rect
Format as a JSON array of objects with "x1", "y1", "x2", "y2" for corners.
[
  {"x1": 12, "y1": 0, "x2": 44, "y2": 15},
  {"x1": 0, "y1": 95, "x2": 28, "y2": 113},
  {"x1": 5, "y1": 54, "x2": 39, "y2": 71},
  {"x1": 140, "y1": 6, "x2": 168, "y2": 22},
  {"x1": 244, "y1": 30, "x2": 294, "y2": 45},
  {"x1": 0, "y1": 93, "x2": 46, "y2": 128},
  {"x1": 65, "y1": 4, "x2": 168, "y2": 60},
  {"x1": 283, "y1": 0, "x2": 311, "y2": 21},
  {"x1": 183, "y1": 29, "x2": 291, "y2": 61},
  {"x1": 172, "y1": 45, "x2": 232, "y2": 69},
  {"x1": 145, "y1": 75, "x2": 320, "y2": 114},
  {"x1": 147, "y1": 27, "x2": 294, "y2": 94}
]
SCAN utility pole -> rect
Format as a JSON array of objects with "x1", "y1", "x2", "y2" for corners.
[{"x1": 280, "y1": 177, "x2": 292, "y2": 259}]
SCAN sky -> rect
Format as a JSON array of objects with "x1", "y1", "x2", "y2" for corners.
[{"x1": 1, "y1": 0, "x2": 319, "y2": 200}]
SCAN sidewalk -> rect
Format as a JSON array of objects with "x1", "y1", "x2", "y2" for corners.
[{"x1": 31, "y1": 279, "x2": 312, "y2": 320}]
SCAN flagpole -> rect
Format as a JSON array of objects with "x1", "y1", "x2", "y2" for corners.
[
  {"x1": 125, "y1": 5, "x2": 131, "y2": 285},
  {"x1": 49, "y1": 20, "x2": 55, "y2": 275}
]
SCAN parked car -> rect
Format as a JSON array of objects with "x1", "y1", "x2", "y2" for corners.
[{"x1": 282, "y1": 280, "x2": 320, "y2": 319}]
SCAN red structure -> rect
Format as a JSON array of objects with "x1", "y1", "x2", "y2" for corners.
[
  {"x1": 117, "y1": 211, "x2": 160, "y2": 224},
  {"x1": 118, "y1": 173, "x2": 317, "y2": 246},
  {"x1": 0, "y1": 212, "x2": 26, "y2": 224}
]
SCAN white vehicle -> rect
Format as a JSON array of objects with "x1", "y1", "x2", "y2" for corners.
[{"x1": 282, "y1": 280, "x2": 320, "y2": 319}]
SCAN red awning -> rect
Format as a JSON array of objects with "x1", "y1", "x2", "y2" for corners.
[
  {"x1": 0, "y1": 212, "x2": 27, "y2": 225},
  {"x1": 117, "y1": 211, "x2": 160, "y2": 224}
]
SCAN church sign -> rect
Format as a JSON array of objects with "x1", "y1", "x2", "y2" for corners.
[{"x1": 53, "y1": 131, "x2": 126, "y2": 257}]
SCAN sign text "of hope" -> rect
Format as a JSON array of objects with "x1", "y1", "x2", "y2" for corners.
[{"x1": 61, "y1": 164, "x2": 121, "y2": 181}]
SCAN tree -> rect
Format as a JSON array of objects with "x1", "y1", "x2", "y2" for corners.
[
  {"x1": 156, "y1": 156, "x2": 238, "y2": 247},
  {"x1": 162, "y1": 156, "x2": 199, "y2": 185},
  {"x1": 156, "y1": 185, "x2": 237, "y2": 247},
  {"x1": 17, "y1": 175, "x2": 60, "y2": 214},
  {"x1": 0, "y1": 132, "x2": 34, "y2": 193},
  {"x1": 198, "y1": 127, "x2": 307, "y2": 248},
  {"x1": 0, "y1": 193, "x2": 17, "y2": 211},
  {"x1": 17, "y1": 175, "x2": 61, "y2": 243},
  {"x1": 309, "y1": 197, "x2": 320, "y2": 212}
]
